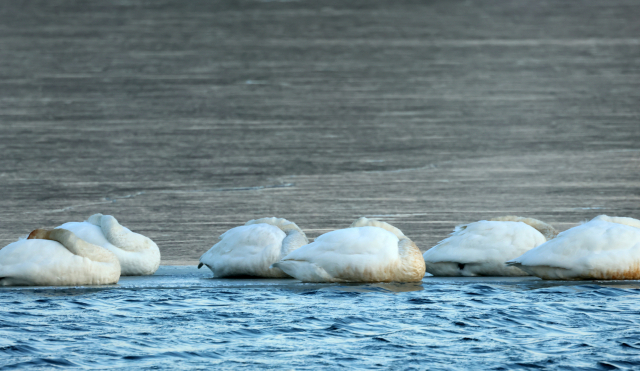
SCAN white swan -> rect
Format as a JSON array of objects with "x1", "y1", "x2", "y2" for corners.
[
  {"x1": 58, "y1": 213, "x2": 160, "y2": 276},
  {"x1": 198, "y1": 217, "x2": 308, "y2": 278},
  {"x1": 272, "y1": 217, "x2": 425, "y2": 283},
  {"x1": 422, "y1": 216, "x2": 558, "y2": 276},
  {"x1": 0, "y1": 228, "x2": 120, "y2": 286},
  {"x1": 507, "y1": 215, "x2": 640, "y2": 280}
]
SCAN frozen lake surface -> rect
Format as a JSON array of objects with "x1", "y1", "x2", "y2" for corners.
[
  {"x1": 2, "y1": 266, "x2": 640, "y2": 370},
  {"x1": 1, "y1": 0, "x2": 639, "y2": 263}
]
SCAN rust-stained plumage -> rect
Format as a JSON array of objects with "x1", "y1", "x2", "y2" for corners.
[
  {"x1": 274, "y1": 217, "x2": 426, "y2": 283},
  {"x1": 508, "y1": 215, "x2": 640, "y2": 280}
]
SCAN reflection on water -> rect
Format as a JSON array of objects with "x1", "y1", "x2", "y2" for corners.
[
  {"x1": 331, "y1": 282, "x2": 425, "y2": 293},
  {"x1": 1, "y1": 268, "x2": 640, "y2": 369}
]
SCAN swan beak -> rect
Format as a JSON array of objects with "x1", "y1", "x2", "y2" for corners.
[
  {"x1": 27, "y1": 228, "x2": 54, "y2": 240},
  {"x1": 197, "y1": 262, "x2": 203, "y2": 269}
]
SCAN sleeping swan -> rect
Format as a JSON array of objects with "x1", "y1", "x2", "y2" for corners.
[
  {"x1": 422, "y1": 216, "x2": 558, "y2": 276},
  {"x1": 198, "y1": 217, "x2": 308, "y2": 278},
  {"x1": 58, "y1": 213, "x2": 160, "y2": 276},
  {"x1": 272, "y1": 217, "x2": 425, "y2": 283},
  {"x1": 0, "y1": 228, "x2": 120, "y2": 286},
  {"x1": 507, "y1": 215, "x2": 640, "y2": 280}
]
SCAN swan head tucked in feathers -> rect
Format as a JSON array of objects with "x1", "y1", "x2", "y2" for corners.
[
  {"x1": 87, "y1": 213, "x2": 103, "y2": 226},
  {"x1": 592, "y1": 215, "x2": 640, "y2": 229},
  {"x1": 490, "y1": 216, "x2": 559, "y2": 240},
  {"x1": 350, "y1": 217, "x2": 425, "y2": 281},
  {"x1": 244, "y1": 217, "x2": 309, "y2": 258},
  {"x1": 27, "y1": 227, "x2": 120, "y2": 265},
  {"x1": 199, "y1": 217, "x2": 308, "y2": 277},
  {"x1": 64, "y1": 213, "x2": 160, "y2": 276},
  {"x1": 245, "y1": 217, "x2": 306, "y2": 237},
  {"x1": 350, "y1": 217, "x2": 406, "y2": 240},
  {"x1": 84, "y1": 213, "x2": 157, "y2": 253}
]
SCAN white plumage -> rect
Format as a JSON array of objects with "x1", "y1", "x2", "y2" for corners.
[
  {"x1": 58, "y1": 213, "x2": 160, "y2": 276},
  {"x1": 423, "y1": 216, "x2": 557, "y2": 276},
  {"x1": 507, "y1": 215, "x2": 640, "y2": 280},
  {"x1": 0, "y1": 229, "x2": 121, "y2": 286},
  {"x1": 273, "y1": 217, "x2": 425, "y2": 283},
  {"x1": 199, "y1": 217, "x2": 308, "y2": 278}
]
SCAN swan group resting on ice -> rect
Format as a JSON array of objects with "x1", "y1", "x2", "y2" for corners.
[
  {"x1": 0, "y1": 213, "x2": 160, "y2": 286},
  {"x1": 2, "y1": 213, "x2": 640, "y2": 286}
]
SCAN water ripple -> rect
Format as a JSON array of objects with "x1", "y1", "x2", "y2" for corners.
[{"x1": 2, "y1": 277, "x2": 640, "y2": 369}]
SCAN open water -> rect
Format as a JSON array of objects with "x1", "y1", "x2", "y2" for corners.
[{"x1": 1, "y1": 267, "x2": 640, "y2": 370}]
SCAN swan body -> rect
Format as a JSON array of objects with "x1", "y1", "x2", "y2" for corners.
[
  {"x1": 0, "y1": 229, "x2": 120, "y2": 286},
  {"x1": 507, "y1": 215, "x2": 640, "y2": 280},
  {"x1": 58, "y1": 214, "x2": 160, "y2": 276},
  {"x1": 199, "y1": 217, "x2": 308, "y2": 278},
  {"x1": 273, "y1": 217, "x2": 426, "y2": 283},
  {"x1": 422, "y1": 216, "x2": 558, "y2": 276}
]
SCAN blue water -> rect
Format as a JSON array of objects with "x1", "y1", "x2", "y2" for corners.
[{"x1": 1, "y1": 267, "x2": 640, "y2": 370}]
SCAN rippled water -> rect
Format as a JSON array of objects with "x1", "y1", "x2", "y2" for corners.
[{"x1": 1, "y1": 267, "x2": 640, "y2": 370}]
